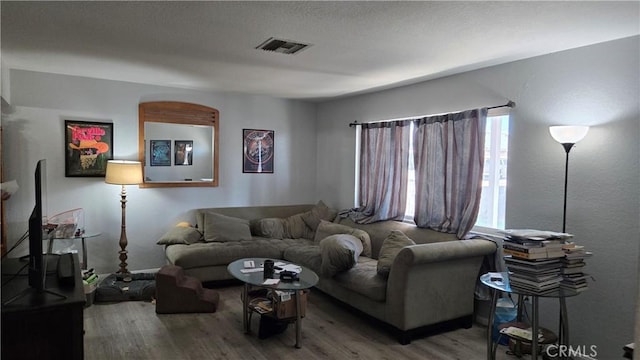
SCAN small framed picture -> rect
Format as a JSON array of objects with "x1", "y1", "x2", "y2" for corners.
[
  {"x1": 243, "y1": 129, "x2": 274, "y2": 173},
  {"x1": 150, "y1": 140, "x2": 171, "y2": 166},
  {"x1": 174, "y1": 140, "x2": 193, "y2": 166},
  {"x1": 65, "y1": 120, "x2": 114, "y2": 177}
]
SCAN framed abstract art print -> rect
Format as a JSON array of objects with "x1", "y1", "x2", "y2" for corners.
[
  {"x1": 242, "y1": 129, "x2": 274, "y2": 173},
  {"x1": 65, "y1": 120, "x2": 114, "y2": 177},
  {"x1": 150, "y1": 140, "x2": 171, "y2": 166}
]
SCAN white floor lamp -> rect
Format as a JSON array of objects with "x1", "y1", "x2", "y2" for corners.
[
  {"x1": 105, "y1": 160, "x2": 143, "y2": 281},
  {"x1": 549, "y1": 126, "x2": 589, "y2": 233}
]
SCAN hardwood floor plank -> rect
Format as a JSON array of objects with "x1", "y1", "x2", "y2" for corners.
[{"x1": 84, "y1": 284, "x2": 531, "y2": 359}]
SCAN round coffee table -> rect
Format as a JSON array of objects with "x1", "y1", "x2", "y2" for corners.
[{"x1": 227, "y1": 258, "x2": 319, "y2": 348}]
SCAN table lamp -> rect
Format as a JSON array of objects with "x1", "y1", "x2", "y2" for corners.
[{"x1": 105, "y1": 160, "x2": 143, "y2": 281}]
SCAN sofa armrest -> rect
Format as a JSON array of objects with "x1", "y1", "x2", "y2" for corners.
[
  {"x1": 384, "y1": 239, "x2": 497, "y2": 330},
  {"x1": 395, "y1": 239, "x2": 497, "y2": 265}
]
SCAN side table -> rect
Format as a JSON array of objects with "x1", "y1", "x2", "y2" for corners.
[
  {"x1": 48, "y1": 232, "x2": 101, "y2": 270},
  {"x1": 481, "y1": 272, "x2": 581, "y2": 360}
]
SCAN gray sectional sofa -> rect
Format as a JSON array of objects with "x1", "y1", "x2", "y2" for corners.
[{"x1": 160, "y1": 203, "x2": 496, "y2": 343}]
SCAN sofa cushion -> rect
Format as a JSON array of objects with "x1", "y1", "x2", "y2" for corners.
[
  {"x1": 166, "y1": 238, "x2": 315, "y2": 268},
  {"x1": 336, "y1": 217, "x2": 459, "y2": 259},
  {"x1": 282, "y1": 213, "x2": 314, "y2": 239},
  {"x1": 252, "y1": 218, "x2": 285, "y2": 239},
  {"x1": 157, "y1": 226, "x2": 203, "y2": 245},
  {"x1": 301, "y1": 200, "x2": 338, "y2": 231},
  {"x1": 333, "y1": 257, "x2": 387, "y2": 302},
  {"x1": 282, "y1": 245, "x2": 322, "y2": 275},
  {"x1": 319, "y1": 234, "x2": 363, "y2": 277},
  {"x1": 377, "y1": 230, "x2": 416, "y2": 278},
  {"x1": 285, "y1": 247, "x2": 386, "y2": 302},
  {"x1": 314, "y1": 220, "x2": 372, "y2": 258},
  {"x1": 203, "y1": 212, "x2": 252, "y2": 242}
]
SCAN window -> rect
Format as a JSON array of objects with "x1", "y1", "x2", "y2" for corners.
[
  {"x1": 404, "y1": 114, "x2": 509, "y2": 229},
  {"x1": 476, "y1": 115, "x2": 509, "y2": 229}
]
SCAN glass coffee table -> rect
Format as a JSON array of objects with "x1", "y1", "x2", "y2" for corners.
[
  {"x1": 227, "y1": 258, "x2": 319, "y2": 348},
  {"x1": 47, "y1": 232, "x2": 101, "y2": 270}
]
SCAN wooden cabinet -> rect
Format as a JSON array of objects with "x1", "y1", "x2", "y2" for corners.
[{"x1": 1, "y1": 254, "x2": 85, "y2": 360}]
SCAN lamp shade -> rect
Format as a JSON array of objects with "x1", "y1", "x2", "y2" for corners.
[
  {"x1": 549, "y1": 126, "x2": 589, "y2": 144},
  {"x1": 105, "y1": 160, "x2": 143, "y2": 185}
]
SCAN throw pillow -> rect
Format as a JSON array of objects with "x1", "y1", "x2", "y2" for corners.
[
  {"x1": 156, "y1": 226, "x2": 202, "y2": 245},
  {"x1": 282, "y1": 212, "x2": 314, "y2": 239},
  {"x1": 203, "y1": 212, "x2": 252, "y2": 242},
  {"x1": 314, "y1": 220, "x2": 372, "y2": 257},
  {"x1": 319, "y1": 234, "x2": 363, "y2": 277},
  {"x1": 301, "y1": 200, "x2": 338, "y2": 231},
  {"x1": 377, "y1": 230, "x2": 416, "y2": 278},
  {"x1": 253, "y1": 218, "x2": 285, "y2": 239}
]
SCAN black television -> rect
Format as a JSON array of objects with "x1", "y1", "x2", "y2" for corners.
[
  {"x1": 3, "y1": 159, "x2": 65, "y2": 305},
  {"x1": 27, "y1": 159, "x2": 48, "y2": 291}
]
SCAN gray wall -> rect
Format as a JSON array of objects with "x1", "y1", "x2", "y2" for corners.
[
  {"x1": 2, "y1": 36, "x2": 638, "y2": 358},
  {"x1": 2, "y1": 70, "x2": 318, "y2": 275},
  {"x1": 316, "y1": 36, "x2": 639, "y2": 359}
]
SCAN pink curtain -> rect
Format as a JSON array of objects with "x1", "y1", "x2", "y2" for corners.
[
  {"x1": 412, "y1": 108, "x2": 487, "y2": 238},
  {"x1": 351, "y1": 121, "x2": 411, "y2": 224}
]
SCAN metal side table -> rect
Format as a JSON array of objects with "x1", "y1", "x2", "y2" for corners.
[
  {"x1": 481, "y1": 272, "x2": 581, "y2": 360},
  {"x1": 48, "y1": 232, "x2": 101, "y2": 270}
]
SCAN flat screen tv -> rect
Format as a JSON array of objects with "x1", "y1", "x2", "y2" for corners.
[
  {"x1": 2, "y1": 159, "x2": 65, "y2": 305},
  {"x1": 28, "y1": 159, "x2": 48, "y2": 291}
]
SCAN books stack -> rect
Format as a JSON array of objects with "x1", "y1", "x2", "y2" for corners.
[
  {"x1": 501, "y1": 229, "x2": 574, "y2": 294},
  {"x1": 504, "y1": 257, "x2": 564, "y2": 293},
  {"x1": 559, "y1": 243, "x2": 593, "y2": 292},
  {"x1": 248, "y1": 296, "x2": 274, "y2": 314},
  {"x1": 502, "y1": 239, "x2": 566, "y2": 260}
]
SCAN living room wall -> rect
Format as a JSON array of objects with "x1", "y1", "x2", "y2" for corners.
[
  {"x1": 2, "y1": 35, "x2": 638, "y2": 358},
  {"x1": 315, "y1": 36, "x2": 639, "y2": 359},
  {"x1": 1, "y1": 70, "x2": 318, "y2": 276}
]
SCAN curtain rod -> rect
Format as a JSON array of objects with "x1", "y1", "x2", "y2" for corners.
[
  {"x1": 348, "y1": 100, "x2": 516, "y2": 127},
  {"x1": 487, "y1": 100, "x2": 516, "y2": 110}
]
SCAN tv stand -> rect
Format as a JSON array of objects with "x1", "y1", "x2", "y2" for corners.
[
  {"x1": 2, "y1": 254, "x2": 68, "y2": 306},
  {"x1": 2, "y1": 286, "x2": 66, "y2": 306},
  {"x1": 1, "y1": 254, "x2": 84, "y2": 360}
]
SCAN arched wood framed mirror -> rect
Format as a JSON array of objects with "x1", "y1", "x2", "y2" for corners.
[{"x1": 138, "y1": 101, "x2": 219, "y2": 188}]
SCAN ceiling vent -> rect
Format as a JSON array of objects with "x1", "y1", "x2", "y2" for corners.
[{"x1": 256, "y1": 37, "x2": 310, "y2": 55}]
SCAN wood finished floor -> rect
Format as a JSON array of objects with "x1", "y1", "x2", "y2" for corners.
[{"x1": 84, "y1": 284, "x2": 531, "y2": 360}]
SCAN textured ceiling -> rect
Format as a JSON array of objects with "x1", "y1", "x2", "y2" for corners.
[{"x1": 2, "y1": 1, "x2": 639, "y2": 101}]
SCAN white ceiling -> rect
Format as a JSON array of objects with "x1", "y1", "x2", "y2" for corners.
[{"x1": 2, "y1": 1, "x2": 639, "y2": 101}]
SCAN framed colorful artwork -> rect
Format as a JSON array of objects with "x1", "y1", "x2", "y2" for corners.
[
  {"x1": 150, "y1": 140, "x2": 171, "y2": 166},
  {"x1": 65, "y1": 120, "x2": 114, "y2": 177},
  {"x1": 242, "y1": 129, "x2": 274, "y2": 173},
  {"x1": 174, "y1": 140, "x2": 193, "y2": 166}
]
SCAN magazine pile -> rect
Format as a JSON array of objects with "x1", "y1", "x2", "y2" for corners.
[{"x1": 501, "y1": 229, "x2": 593, "y2": 294}]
